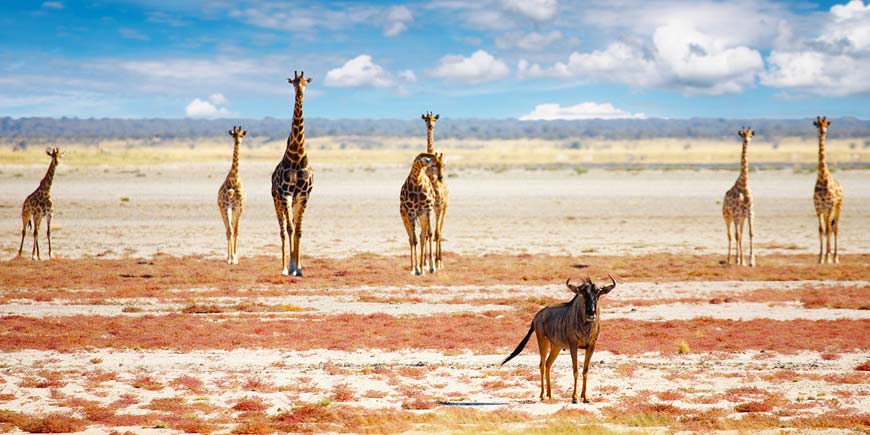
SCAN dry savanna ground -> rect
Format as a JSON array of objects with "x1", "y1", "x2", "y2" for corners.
[{"x1": 1, "y1": 142, "x2": 869, "y2": 434}]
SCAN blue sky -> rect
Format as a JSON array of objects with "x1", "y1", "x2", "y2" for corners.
[{"x1": 1, "y1": 0, "x2": 868, "y2": 120}]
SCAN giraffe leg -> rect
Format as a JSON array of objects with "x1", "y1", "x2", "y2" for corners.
[
  {"x1": 736, "y1": 217, "x2": 745, "y2": 266},
  {"x1": 816, "y1": 212, "x2": 825, "y2": 264},
  {"x1": 290, "y1": 195, "x2": 309, "y2": 277},
  {"x1": 401, "y1": 212, "x2": 419, "y2": 275},
  {"x1": 232, "y1": 205, "x2": 243, "y2": 264},
  {"x1": 832, "y1": 203, "x2": 842, "y2": 264},
  {"x1": 32, "y1": 214, "x2": 42, "y2": 261},
  {"x1": 46, "y1": 213, "x2": 52, "y2": 260},
  {"x1": 724, "y1": 213, "x2": 733, "y2": 265},
  {"x1": 220, "y1": 206, "x2": 232, "y2": 264},
  {"x1": 420, "y1": 212, "x2": 434, "y2": 274},
  {"x1": 436, "y1": 202, "x2": 447, "y2": 270},
  {"x1": 824, "y1": 212, "x2": 833, "y2": 264},
  {"x1": 580, "y1": 346, "x2": 595, "y2": 404},
  {"x1": 747, "y1": 209, "x2": 755, "y2": 267},
  {"x1": 18, "y1": 210, "x2": 31, "y2": 257},
  {"x1": 273, "y1": 195, "x2": 289, "y2": 275}
]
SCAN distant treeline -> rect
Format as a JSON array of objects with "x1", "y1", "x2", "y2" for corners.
[{"x1": 2, "y1": 117, "x2": 870, "y2": 141}]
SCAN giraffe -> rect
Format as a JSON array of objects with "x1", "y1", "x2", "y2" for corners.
[
  {"x1": 722, "y1": 128, "x2": 755, "y2": 267},
  {"x1": 18, "y1": 147, "x2": 62, "y2": 260},
  {"x1": 218, "y1": 126, "x2": 246, "y2": 265},
  {"x1": 400, "y1": 152, "x2": 441, "y2": 275},
  {"x1": 271, "y1": 71, "x2": 314, "y2": 276},
  {"x1": 421, "y1": 112, "x2": 448, "y2": 270},
  {"x1": 812, "y1": 116, "x2": 844, "y2": 264}
]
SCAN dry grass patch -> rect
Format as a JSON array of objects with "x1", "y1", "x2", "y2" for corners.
[{"x1": 3, "y1": 254, "x2": 869, "y2": 301}]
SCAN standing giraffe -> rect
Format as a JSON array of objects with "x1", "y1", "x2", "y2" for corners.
[
  {"x1": 722, "y1": 128, "x2": 756, "y2": 267},
  {"x1": 400, "y1": 152, "x2": 441, "y2": 275},
  {"x1": 218, "y1": 126, "x2": 246, "y2": 265},
  {"x1": 272, "y1": 71, "x2": 314, "y2": 276},
  {"x1": 421, "y1": 112, "x2": 449, "y2": 269},
  {"x1": 812, "y1": 116, "x2": 844, "y2": 264},
  {"x1": 18, "y1": 147, "x2": 62, "y2": 260}
]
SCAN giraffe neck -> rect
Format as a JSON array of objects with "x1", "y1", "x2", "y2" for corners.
[
  {"x1": 39, "y1": 158, "x2": 58, "y2": 192},
  {"x1": 818, "y1": 130, "x2": 830, "y2": 181},
  {"x1": 426, "y1": 125, "x2": 434, "y2": 154},
  {"x1": 228, "y1": 138, "x2": 241, "y2": 180},
  {"x1": 410, "y1": 160, "x2": 429, "y2": 185},
  {"x1": 737, "y1": 139, "x2": 749, "y2": 188},
  {"x1": 284, "y1": 90, "x2": 307, "y2": 165}
]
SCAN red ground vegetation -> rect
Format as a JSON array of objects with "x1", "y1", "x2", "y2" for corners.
[
  {"x1": 0, "y1": 313, "x2": 867, "y2": 354},
  {"x1": 2, "y1": 253, "x2": 868, "y2": 302}
]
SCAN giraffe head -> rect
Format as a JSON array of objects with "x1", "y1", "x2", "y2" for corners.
[
  {"x1": 421, "y1": 112, "x2": 439, "y2": 129},
  {"x1": 228, "y1": 126, "x2": 247, "y2": 142},
  {"x1": 433, "y1": 152, "x2": 445, "y2": 182},
  {"x1": 813, "y1": 116, "x2": 831, "y2": 134},
  {"x1": 416, "y1": 152, "x2": 441, "y2": 178},
  {"x1": 44, "y1": 147, "x2": 63, "y2": 161},
  {"x1": 738, "y1": 127, "x2": 754, "y2": 142},
  {"x1": 289, "y1": 70, "x2": 312, "y2": 94}
]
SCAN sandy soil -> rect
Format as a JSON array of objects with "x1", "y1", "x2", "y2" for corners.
[{"x1": 1, "y1": 164, "x2": 869, "y2": 260}]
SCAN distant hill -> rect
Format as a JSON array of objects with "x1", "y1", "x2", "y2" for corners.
[{"x1": 2, "y1": 117, "x2": 869, "y2": 141}]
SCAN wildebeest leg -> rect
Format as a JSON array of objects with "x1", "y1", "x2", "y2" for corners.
[
  {"x1": 580, "y1": 345, "x2": 595, "y2": 403},
  {"x1": 544, "y1": 347, "x2": 560, "y2": 400},
  {"x1": 537, "y1": 333, "x2": 549, "y2": 401},
  {"x1": 570, "y1": 344, "x2": 579, "y2": 404}
]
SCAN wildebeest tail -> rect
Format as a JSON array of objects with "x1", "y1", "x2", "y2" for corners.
[{"x1": 501, "y1": 322, "x2": 535, "y2": 365}]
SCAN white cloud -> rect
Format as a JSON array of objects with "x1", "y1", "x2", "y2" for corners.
[
  {"x1": 761, "y1": 51, "x2": 870, "y2": 96},
  {"x1": 518, "y1": 42, "x2": 664, "y2": 87},
  {"x1": 398, "y1": 70, "x2": 417, "y2": 83},
  {"x1": 496, "y1": 31, "x2": 562, "y2": 51},
  {"x1": 761, "y1": 0, "x2": 870, "y2": 96},
  {"x1": 520, "y1": 102, "x2": 646, "y2": 120},
  {"x1": 501, "y1": 0, "x2": 557, "y2": 21},
  {"x1": 384, "y1": 5, "x2": 413, "y2": 37},
  {"x1": 209, "y1": 93, "x2": 228, "y2": 105},
  {"x1": 41, "y1": 1, "x2": 63, "y2": 9},
  {"x1": 324, "y1": 55, "x2": 395, "y2": 88},
  {"x1": 430, "y1": 50, "x2": 509, "y2": 84},
  {"x1": 652, "y1": 23, "x2": 763, "y2": 94},
  {"x1": 185, "y1": 98, "x2": 231, "y2": 118},
  {"x1": 119, "y1": 27, "x2": 150, "y2": 41},
  {"x1": 518, "y1": 23, "x2": 763, "y2": 95},
  {"x1": 819, "y1": 0, "x2": 870, "y2": 52}
]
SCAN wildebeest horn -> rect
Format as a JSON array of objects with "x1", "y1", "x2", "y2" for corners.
[{"x1": 600, "y1": 274, "x2": 617, "y2": 294}]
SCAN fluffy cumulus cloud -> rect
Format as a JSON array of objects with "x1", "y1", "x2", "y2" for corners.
[
  {"x1": 383, "y1": 5, "x2": 413, "y2": 37},
  {"x1": 762, "y1": 0, "x2": 870, "y2": 96},
  {"x1": 501, "y1": 0, "x2": 557, "y2": 21},
  {"x1": 324, "y1": 55, "x2": 415, "y2": 88},
  {"x1": 518, "y1": 23, "x2": 763, "y2": 95},
  {"x1": 518, "y1": 42, "x2": 664, "y2": 87},
  {"x1": 820, "y1": 0, "x2": 870, "y2": 52},
  {"x1": 185, "y1": 97, "x2": 231, "y2": 118},
  {"x1": 520, "y1": 102, "x2": 646, "y2": 120},
  {"x1": 496, "y1": 31, "x2": 563, "y2": 51},
  {"x1": 430, "y1": 50, "x2": 509, "y2": 84}
]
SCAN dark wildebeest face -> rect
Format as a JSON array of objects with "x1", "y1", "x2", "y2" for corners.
[{"x1": 567, "y1": 275, "x2": 616, "y2": 321}]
